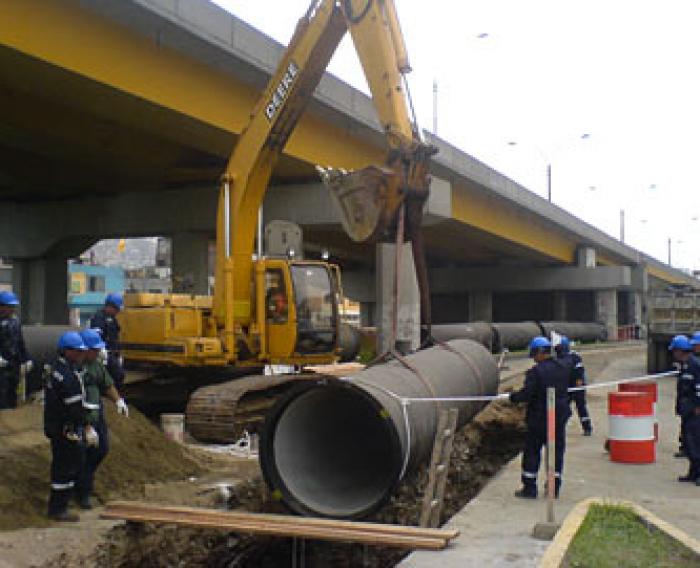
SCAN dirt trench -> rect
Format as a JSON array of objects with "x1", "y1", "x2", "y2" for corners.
[{"x1": 86, "y1": 400, "x2": 526, "y2": 568}]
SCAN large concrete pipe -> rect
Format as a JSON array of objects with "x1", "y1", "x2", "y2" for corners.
[
  {"x1": 491, "y1": 321, "x2": 542, "y2": 352},
  {"x1": 260, "y1": 339, "x2": 498, "y2": 519},
  {"x1": 539, "y1": 321, "x2": 607, "y2": 343},
  {"x1": 338, "y1": 322, "x2": 361, "y2": 362},
  {"x1": 430, "y1": 322, "x2": 493, "y2": 351}
]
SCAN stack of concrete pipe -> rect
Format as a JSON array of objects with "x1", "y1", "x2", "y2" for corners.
[{"x1": 429, "y1": 321, "x2": 607, "y2": 353}]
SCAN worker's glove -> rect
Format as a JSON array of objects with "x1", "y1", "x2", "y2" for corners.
[
  {"x1": 116, "y1": 398, "x2": 129, "y2": 417},
  {"x1": 21, "y1": 360, "x2": 33, "y2": 374},
  {"x1": 85, "y1": 426, "x2": 100, "y2": 448},
  {"x1": 98, "y1": 348, "x2": 108, "y2": 364},
  {"x1": 0, "y1": 356, "x2": 7, "y2": 368},
  {"x1": 118, "y1": 355, "x2": 124, "y2": 367}
]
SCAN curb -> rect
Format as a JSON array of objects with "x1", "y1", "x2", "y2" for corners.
[{"x1": 539, "y1": 497, "x2": 700, "y2": 567}]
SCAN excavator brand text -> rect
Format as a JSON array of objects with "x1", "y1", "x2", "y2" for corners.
[{"x1": 265, "y1": 61, "x2": 299, "y2": 121}]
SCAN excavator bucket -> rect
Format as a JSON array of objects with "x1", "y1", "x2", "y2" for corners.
[{"x1": 318, "y1": 164, "x2": 401, "y2": 243}]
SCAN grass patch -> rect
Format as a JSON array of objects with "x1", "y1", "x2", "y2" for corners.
[{"x1": 564, "y1": 504, "x2": 700, "y2": 568}]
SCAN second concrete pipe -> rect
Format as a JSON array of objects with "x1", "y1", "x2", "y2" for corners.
[{"x1": 260, "y1": 339, "x2": 499, "y2": 519}]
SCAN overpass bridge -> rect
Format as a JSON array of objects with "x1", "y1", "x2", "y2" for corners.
[{"x1": 0, "y1": 0, "x2": 696, "y2": 340}]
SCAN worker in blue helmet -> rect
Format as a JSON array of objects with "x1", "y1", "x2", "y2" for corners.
[
  {"x1": 89, "y1": 293, "x2": 124, "y2": 390},
  {"x1": 691, "y1": 332, "x2": 700, "y2": 355},
  {"x1": 509, "y1": 336, "x2": 572, "y2": 499},
  {"x1": 73, "y1": 329, "x2": 129, "y2": 510},
  {"x1": 43, "y1": 332, "x2": 89, "y2": 522},
  {"x1": 555, "y1": 336, "x2": 592, "y2": 436},
  {"x1": 0, "y1": 291, "x2": 32, "y2": 409},
  {"x1": 670, "y1": 335, "x2": 700, "y2": 484},
  {"x1": 672, "y1": 334, "x2": 693, "y2": 459}
]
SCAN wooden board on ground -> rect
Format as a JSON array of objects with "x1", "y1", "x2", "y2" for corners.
[{"x1": 102, "y1": 501, "x2": 458, "y2": 550}]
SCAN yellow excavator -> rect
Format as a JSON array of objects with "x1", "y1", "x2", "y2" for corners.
[{"x1": 118, "y1": 0, "x2": 435, "y2": 441}]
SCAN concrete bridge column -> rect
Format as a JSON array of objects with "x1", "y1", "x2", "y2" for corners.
[
  {"x1": 12, "y1": 256, "x2": 69, "y2": 325},
  {"x1": 469, "y1": 292, "x2": 492, "y2": 323},
  {"x1": 553, "y1": 291, "x2": 568, "y2": 321},
  {"x1": 596, "y1": 289, "x2": 618, "y2": 341},
  {"x1": 627, "y1": 291, "x2": 644, "y2": 338},
  {"x1": 171, "y1": 232, "x2": 210, "y2": 294},
  {"x1": 376, "y1": 243, "x2": 420, "y2": 354},
  {"x1": 360, "y1": 302, "x2": 375, "y2": 327}
]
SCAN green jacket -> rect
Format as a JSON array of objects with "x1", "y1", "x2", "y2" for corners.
[{"x1": 82, "y1": 359, "x2": 114, "y2": 425}]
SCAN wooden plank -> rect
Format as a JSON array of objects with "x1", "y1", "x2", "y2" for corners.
[
  {"x1": 105, "y1": 501, "x2": 459, "y2": 540},
  {"x1": 101, "y1": 506, "x2": 447, "y2": 550},
  {"x1": 420, "y1": 408, "x2": 458, "y2": 528}
]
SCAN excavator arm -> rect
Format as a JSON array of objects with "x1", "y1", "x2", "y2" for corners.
[{"x1": 213, "y1": 0, "x2": 436, "y2": 358}]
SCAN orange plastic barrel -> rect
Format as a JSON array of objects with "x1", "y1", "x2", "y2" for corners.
[
  {"x1": 608, "y1": 391, "x2": 656, "y2": 464},
  {"x1": 619, "y1": 381, "x2": 659, "y2": 441}
]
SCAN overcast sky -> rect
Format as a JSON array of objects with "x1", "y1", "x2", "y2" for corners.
[{"x1": 212, "y1": 0, "x2": 699, "y2": 272}]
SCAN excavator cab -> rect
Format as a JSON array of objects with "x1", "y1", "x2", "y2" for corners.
[{"x1": 260, "y1": 259, "x2": 338, "y2": 361}]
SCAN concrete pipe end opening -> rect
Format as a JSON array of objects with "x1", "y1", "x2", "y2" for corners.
[{"x1": 260, "y1": 379, "x2": 403, "y2": 519}]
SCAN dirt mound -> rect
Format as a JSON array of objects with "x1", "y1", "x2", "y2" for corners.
[{"x1": 0, "y1": 403, "x2": 202, "y2": 530}]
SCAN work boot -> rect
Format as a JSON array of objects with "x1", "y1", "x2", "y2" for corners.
[
  {"x1": 678, "y1": 474, "x2": 697, "y2": 482},
  {"x1": 514, "y1": 486, "x2": 537, "y2": 499},
  {"x1": 583, "y1": 428, "x2": 592, "y2": 437},
  {"x1": 675, "y1": 449, "x2": 687, "y2": 458},
  {"x1": 49, "y1": 510, "x2": 80, "y2": 522}
]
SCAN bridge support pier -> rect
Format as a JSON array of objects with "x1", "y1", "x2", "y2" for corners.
[
  {"x1": 469, "y1": 291, "x2": 493, "y2": 323},
  {"x1": 376, "y1": 243, "x2": 420, "y2": 354},
  {"x1": 171, "y1": 232, "x2": 210, "y2": 294},
  {"x1": 12, "y1": 255, "x2": 69, "y2": 325},
  {"x1": 596, "y1": 289, "x2": 618, "y2": 341}
]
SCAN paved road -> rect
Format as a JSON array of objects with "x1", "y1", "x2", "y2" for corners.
[{"x1": 402, "y1": 348, "x2": 698, "y2": 567}]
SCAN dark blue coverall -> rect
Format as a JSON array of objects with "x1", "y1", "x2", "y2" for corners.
[
  {"x1": 510, "y1": 357, "x2": 572, "y2": 497},
  {"x1": 44, "y1": 357, "x2": 87, "y2": 517},
  {"x1": 0, "y1": 314, "x2": 30, "y2": 409},
  {"x1": 90, "y1": 309, "x2": 124, "y2": 390},
  {"x1": 558, "y1": 350, "x2": 592, "y2": 434},
  {"x1": 677, "y1": 355, "x2": 700, "y2": 481}
]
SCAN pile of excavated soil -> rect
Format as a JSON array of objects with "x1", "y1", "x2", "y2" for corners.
[
  {"x1": 0, "y1": 402, "x2": 202, "y2": 531},
  {"x1": 90, "y1": 401, "x2": 526, "y2": 568}
]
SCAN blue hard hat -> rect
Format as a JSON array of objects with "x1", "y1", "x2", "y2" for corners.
[
  {"x1": 669, "y1": 335, "x2": 693, "y2": 352},
  {"x1": 105, "y1": 293, "x2": 123, "y2": 310},
  {"x1": 691, "y1": 331, "x2": 700, "y2": 346},
  {"x1": 529, "y1": 336, "x2": 552, "y2": 356},
  {"x1": 58, "y1": 331, "x2": 88, "y2": 352},
  {"x1": 80, "y1": 328, "x2": 106, "y2": 350},
  {"x1": 0, "y1": 291, "x2": 19, "y2": 306},
  {"x1": 555, "y1": 335, "x2": 570, "y2": 352}
]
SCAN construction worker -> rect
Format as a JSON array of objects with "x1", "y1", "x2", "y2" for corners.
[
  {"x1": 675, "y1": 332, "x2": 700, "y2": 458},
  {"x1": 671, "y1": 335, "x2": 700, "y2": 483},
  {"x1": 74, "y1": 329, "x2": 129, "y2": 510},
  {"x1": 0, "y1": 291, "x2": 32, "y2": 409},
  {"x1": 555, "y1": 336, "x2": 592, "y2": 436},
  {"x1": 672, "y1": 335, "x2": 694, "y2": 460},
  {"x1": 510, "y1": 336, "x2": 572, "y2": 499},
  {"x1": 44, "y1": 332, "x2": 91, "y2": 522},
  {"x1": 90, "y1": 293, "x2": 124, "y2": 390}
]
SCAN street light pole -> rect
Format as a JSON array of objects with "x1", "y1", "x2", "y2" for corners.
[
  {"x1": 620, "y1": 209, "x2": 625, "y2": 243},
  {"x1": 668, "y1": 237, "x2": 672, "y2": 266},
  {"x1": 546, "y1": 164, "x2": 552, "y2": 202}
]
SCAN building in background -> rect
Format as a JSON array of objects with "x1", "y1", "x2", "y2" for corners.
[{"x1": 68, "y1": 263, "x2": 125, "y2": 325}]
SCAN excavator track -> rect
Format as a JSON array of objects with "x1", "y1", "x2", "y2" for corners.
[{"x1": 186, "y1": 373, "x2": 315, "y2": 443}]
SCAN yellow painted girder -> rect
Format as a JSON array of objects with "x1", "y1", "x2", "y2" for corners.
[
  {"x1": 451, "y1": 182, "x2": 577, "y2": 263},
  {"x1": 0, "y1": 0, "x2": 382, "y2": 170}
]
